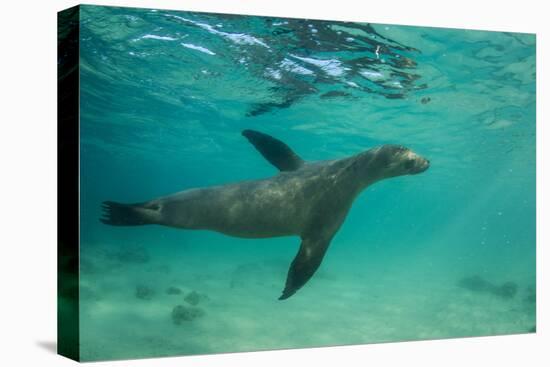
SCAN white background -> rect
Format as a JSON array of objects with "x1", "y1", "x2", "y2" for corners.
[{"x1": 0, "y1": 0, "x2": 547, "y2": 365}]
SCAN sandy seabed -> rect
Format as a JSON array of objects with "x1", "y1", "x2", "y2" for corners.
[{"x1": 77, "y1": 240, "x2": 535, "y2": 362}]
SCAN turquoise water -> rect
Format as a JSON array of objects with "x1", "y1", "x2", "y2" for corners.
[{"x1": 77, "y1": 5, "x2": 536, "y2": 361}]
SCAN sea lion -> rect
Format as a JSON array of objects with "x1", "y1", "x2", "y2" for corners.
[{"x1": 101, "y1": 130, "x2": 429, "y2": 299}]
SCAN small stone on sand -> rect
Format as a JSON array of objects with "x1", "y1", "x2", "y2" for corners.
[
  {"x1": 171, "y1": 305, "x2": 205, "y2": 325},
  {"x1": 135, "y1": 285, "x2": 155, "y2": 300},
  {"x1": 166, "y1": 286, "x2": 183, "y2": 295},
  {"x1": 184, "y1": 291, "x2": 201, "y2": 306}
]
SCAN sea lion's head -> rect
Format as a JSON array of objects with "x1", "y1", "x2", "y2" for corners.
[{"x1": 372, "y1": 144, "x2": 430, "y2": 178}]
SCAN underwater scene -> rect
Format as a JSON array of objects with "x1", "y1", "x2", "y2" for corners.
[{"x1": 76, "y1": 5, "x2": 536, "y2": 361}]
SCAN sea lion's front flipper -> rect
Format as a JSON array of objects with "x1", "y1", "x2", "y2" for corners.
[
  {"x1": 242, "y1": 129, "x2": 304, "y2": 171},
  {"x1": 279, "y1": 236, "x2": 332, "y2": 300}
]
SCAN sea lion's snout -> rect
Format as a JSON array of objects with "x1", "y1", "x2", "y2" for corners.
[
  {"x1": 410, "y1": 155, "x2": 430, "y2": 174},
  {"x1": 404, "y1": 150, "x2": 429, "y2": 175},
  {"x1": 376, "y1": 145, "x2": 429, "y2": 177}
]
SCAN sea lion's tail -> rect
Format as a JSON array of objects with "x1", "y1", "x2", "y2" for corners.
[{"x1": 100, "y1": 201, "x2": 160, "y2": 226}]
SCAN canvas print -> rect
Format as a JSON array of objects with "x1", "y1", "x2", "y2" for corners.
[{"x1": 57, "y1": 4, "x2": 536, "y2": 362}]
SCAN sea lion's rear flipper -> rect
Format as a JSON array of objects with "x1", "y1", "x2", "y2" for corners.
[
  {"x1": 100, "y1": 201, "x2": 161, "y2": 226},
  {"x1": 279, "y1": 236, "x2": 332, "y2": 300},
  {"x1": 242, "y1": 129, "x2": 304, "y2": 171}
]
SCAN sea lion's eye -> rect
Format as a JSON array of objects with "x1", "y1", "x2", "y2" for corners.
[{"x1": 404, "y1": 159, "x2": 415, "y2": 169}]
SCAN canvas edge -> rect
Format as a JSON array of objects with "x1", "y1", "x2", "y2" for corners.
[{"x1": 57, "y1": 4, "x2": 81, "y2": 362}]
